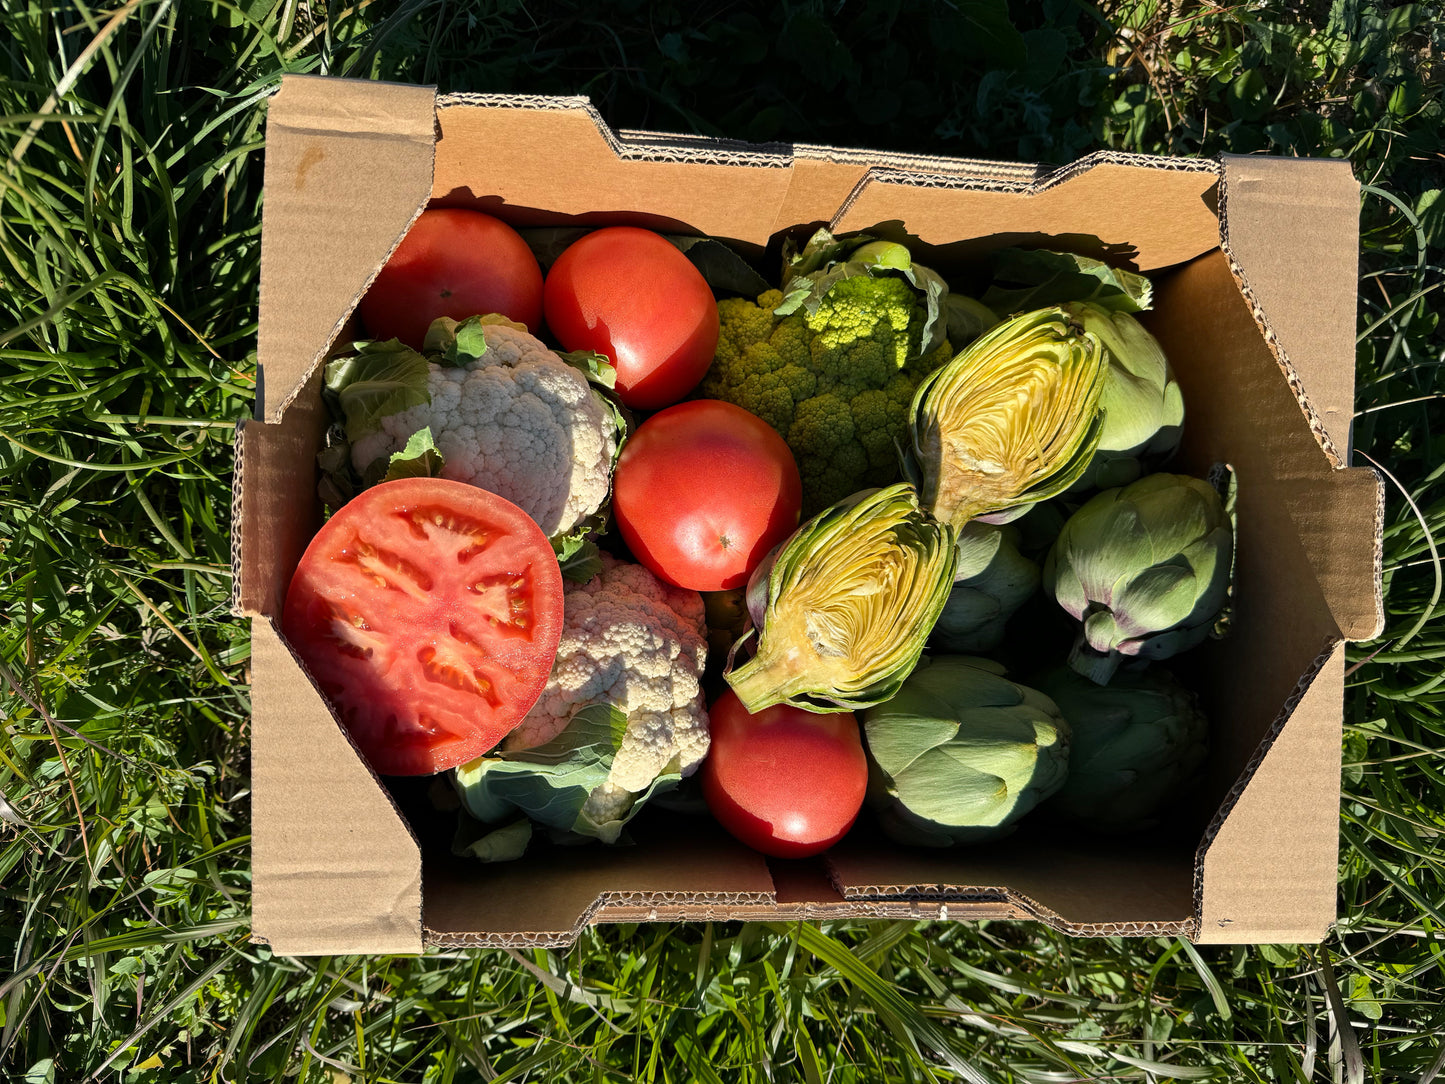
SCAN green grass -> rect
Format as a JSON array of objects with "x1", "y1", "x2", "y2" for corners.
[{"x1": 1, "y1": 1, "x2": 1442, "y2": 1080}]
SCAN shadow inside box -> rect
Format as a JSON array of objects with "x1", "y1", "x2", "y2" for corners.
[{"x1": 385, "y1": 768, "x2": 1201, "y2": 934}]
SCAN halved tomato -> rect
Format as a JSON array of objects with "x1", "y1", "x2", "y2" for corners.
[{"x1": 282, "y1": 478, "x2": 564, "y2": 776}]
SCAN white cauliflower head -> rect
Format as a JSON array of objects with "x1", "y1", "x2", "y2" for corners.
[
  {"x1": 350, "y1": 323, "x2": 617, "y2": 537},
  {"x1": 505, "y1": 553, "x2": 709, "y2": 825}
]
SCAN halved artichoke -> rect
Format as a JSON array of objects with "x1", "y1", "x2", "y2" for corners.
[
  {"x1": 725, "y1": 484, "x2": 957, "y2": 713},
  {"x1": 908, "y1": 307, "x2": 1108, "y2": 530}
]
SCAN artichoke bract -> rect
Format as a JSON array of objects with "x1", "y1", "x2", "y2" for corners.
[
  {"x1": 862, "y1": 656, "x2": 1070, "y2": 846},
  {"x1": 1035, "y1": 666, "x2": 1208, "y2": 832},
  {"x1": 1066, "y1": 302, "x2": 1184, "y2": 491},
  {"x1": 1044, "y1": 473, "x2": 1233, "y2": 684},
  {"x1": 908, "y1": 307, "x2": 1108, "y2": 530},
  {"x1": 931, "y1": 522, "x2": 1040, "y2": 652},
  {"x1": 725, "y1": 484, "x2": 957, "y2": 714}
]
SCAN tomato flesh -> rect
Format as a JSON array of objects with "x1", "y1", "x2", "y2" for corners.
[
  {"x1": 282, "y1": 478, "x2": 563, "y2": 776},
  {"x1": 358, "y1": 209, "x2": 544, "y2": 348},
  {"x1": 701, "y1": 690, "x2": 867, "y2": 858},
  {"x1": 542, "y1": 226, "x2": 719, "y2": 410},
  {"x1": 612, "y1": 400, "x2": 802, "y2": 591}
]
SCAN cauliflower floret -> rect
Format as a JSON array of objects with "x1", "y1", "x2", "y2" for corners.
[
  {"x1": 350, "y1": 324, "x2": 616, "y2": 537},
  {"x1": 504, "y1": 553, "x2": 709, "y2": 826}
]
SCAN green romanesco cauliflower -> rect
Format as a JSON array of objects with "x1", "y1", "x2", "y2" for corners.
[{"x1": 701, "y1": 279, "x2": 952, "y2": 513}]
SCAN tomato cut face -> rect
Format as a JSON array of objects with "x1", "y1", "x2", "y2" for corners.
[{"x1": 282, "y1": 478, "x2": 564, "y2": 776}]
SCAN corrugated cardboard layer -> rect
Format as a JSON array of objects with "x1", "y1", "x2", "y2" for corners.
[
  {"x1": 1151, "y1": 251, "x2": 1364, "y2": 942},
  {"x1": 1196, "y1": 644, "x2": 1345, "y2": 943},
  {"x1": 1220, "y1": 154, "x2": 1360, "y2": 462},
  {"x1": 433, "y1": 101, "x2": 793, "y2": 244},
  {"x1": 251, "y1": 619, "x2": 423, "y2": 954},
  {"x1": 424, "y1": 821, "x2": 776, "y2": 943},
  {"x1": 1152, "y1": 252, "x2": 1344, "y2": 793},
  {"x1": 257, "y1": 76, "x2": 435, "y2": 421},
  {"x1": 833, "y1": 159, "x2": 1221, "y2": 271},
  {"x1": 234, "y1": 370, "x2": 328, "y2": 618},
  {"x1": 827, "y1": 833, "x2": 1195, "y2": 933}
]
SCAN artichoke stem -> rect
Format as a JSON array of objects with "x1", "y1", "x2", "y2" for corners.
[
  {"x1": 1068, "y1": 637, "x2": 1121, "y2": 686},
  {"x1": 727, "y1": 651, "x2": 790, "y2": 714}
]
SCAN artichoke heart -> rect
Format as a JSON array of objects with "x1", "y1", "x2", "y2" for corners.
[
  {"x1": 909, "y1": 307, "x2": 1107, "y2": 529},
  {"x1": 726, "y1": 484, "x2": 957, "y2": 713}
]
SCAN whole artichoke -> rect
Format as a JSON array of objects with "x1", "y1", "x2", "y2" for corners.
[
  {"x1": 1044, "y1": 473, "x2": 1233, "y2": 684},
  {"x1": 931, "y1": 522, "x2": 1040, "y2": 652},
  {"x1": 862, "y1": 656, "x2": 1070, "y2": 846},
  {"x1": 908, "y1": 307, "x2": 1108, "y2": 529},
  {"x1": 1066, "y1": 303, "x2": 1184, "y2": 491},
  {"x1": 725, "y1": 484, "x2": 957, "y2": 714},
  {"x1": 1035, "y1": 666, "x2": 1208, "y2": 832}
]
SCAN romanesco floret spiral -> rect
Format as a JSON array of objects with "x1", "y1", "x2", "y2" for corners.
[
  {"x1": 701, "y1": 279, "x2": 952, "y2": 513},
  {"x1": 350, "y1": 324, "x2": 616, "y2": 538}
]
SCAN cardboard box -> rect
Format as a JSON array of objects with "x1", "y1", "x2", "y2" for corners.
[{"x1": 233, "y1": 75, "x2": 1384, "y2": 954}]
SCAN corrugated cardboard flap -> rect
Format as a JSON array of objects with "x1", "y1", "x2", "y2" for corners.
[
  {"x1": 1219, "y1": 154, "x2": 1360, "y2": 464},
  {"x1": 1150, "y1": 233, "x2": 1373, "y2": 944},
  {"x1": 1194, "y1": 644, "x2": 1346, "y2": 943},
  {"x1": 423, "y1": 820, "x2": 776, "y2": 948},
  {"x1": 833, "y1": 151, "x2": 1221, "y2": 271},
  {"x1": 251, "y1": 619, "x2": 423, "y2": 955},
  {"x1": 258, "y1": 75, "x2": 436, "y2": 421},
  {"x1": 1217, "y1": 153, "x2": 1384, "y2": 642},
  {"x1": 233, "y1": 368, "x2": 329, "y2": 620}
]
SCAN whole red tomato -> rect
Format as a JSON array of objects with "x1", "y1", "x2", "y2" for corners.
[
  {"x1": 612, "y1": 400, "x2": 802, "y2": 591},
  {"x1": 282, "y1": 478, "x2": 564, "y2": 776},
  {"x1": 359, "y1": 209, "x2": 543, "y2": 347},
  {"x1": 543, "y1": 227, "x2": 719, "y2": 410},
  {"x1": 701, "y1": 690, "x2": 868, "y2": 858}
]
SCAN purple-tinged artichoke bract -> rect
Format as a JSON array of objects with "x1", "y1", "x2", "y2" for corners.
[{"x1": 1044, "y1": 473, "x2": 1232, "y2": 684}]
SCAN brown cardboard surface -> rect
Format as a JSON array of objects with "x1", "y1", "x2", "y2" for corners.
[
  {"x1": 233, "y1": 370, "x2": 328, "y2": 619},
  {"x1": 432, "y1": 100, "x2": 793, "y2": 245},
  {"x1": 1220, "y1": 154, "x2": 1360, "y2": 461},
  {"x1": 257, "y1": 76, "x2": 435, "y2": 421},
  {"x1": 833, "y1": 159, "x2": 1221, "y2": 271},
  {"x1": 1150, "y1": 251, "x2": 1368, "y2": 941},
  {"x1": 244, "y1": 76, "x2": 1379, "y2": 949},
  {"x1": 827, "y1": 834, "x2": 1195, "y2": 933},
  {"x1": 1150, "y1": 252, "x2": 1347, "y2": 800},
  {"x1": 1196, "y1": 645, "x2": 1345, "y2": 943},
  {"x1": 773, "y1": 147, "x2": 1039, "y2": 240},
  {"x1": 424, "y1": 820, "x2": 775, "y2": 945},
  {"x1": 251, "y1": 618, "x2": 423, "y2": 954}
]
